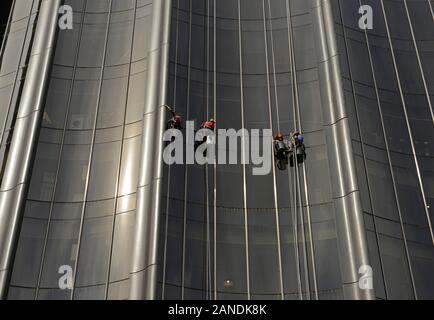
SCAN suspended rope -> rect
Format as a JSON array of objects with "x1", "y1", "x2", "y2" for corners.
[
  {"x1": 161, "y1": 0, "x2": 181, "y2": 300},
  {"x1": 286, "y1": 0, "x2": 307, "y2": 300},
  {"x1": 212, "y1": 0, "x2": 218, "y2": 300},
  {"x1": 286, "y1": 0, "x2": 319, "y2": 300},
  {"x1": 204, "y1": 0, "x2": 213, "y2": 300},
  {"x1": 263, "y1": 0, "x2": 285, "y2": 300}
]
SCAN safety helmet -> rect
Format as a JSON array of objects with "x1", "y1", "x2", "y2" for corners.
[
  {"x1": 209, "y1": 119, "x2": 216, "y2": 123},
  {"x1": 275, "y1": 133, "x2": 284, "y2": 141},
  {"x1": 297, "y1": 135, "x2": 304, "y2": 142}
]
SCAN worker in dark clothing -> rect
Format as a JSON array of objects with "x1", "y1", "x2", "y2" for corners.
[
  {"x1": 166, "y1": 106, "x2": 183, "y2": 130},
  {"x1": 274, "y1": 133, "x2": 291, "y2": 170},
  {"x1": 274, "y1": 134, "x2": 287, "y2": 159},
  {"x1": 168, "y1": 111, "x2": 182, "y2": 130},
  {"x1": 290, "y1": 131, "x2": 307, "y2": 166}
]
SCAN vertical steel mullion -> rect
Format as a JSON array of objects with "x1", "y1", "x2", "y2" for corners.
[
  {"x1": 213, "y1": 0, "x2": 218, "y2": 301},
  {"x1": 286, "y1": 0, "x2": 318, "y2": 300},
  {"x1": 34, "y1": 0, "x2": 88, "y2": 300},
  {"x1": 293, "y1": 140, "x2": 310, "y2": 299},
  {"x1": 337, "y1": 0, "x2": 389, "y2": 299},
  {"x1": 291, "y1": 33, "x2": 316, "y2": 300},
  {"x1": 286, "y1": 0, "x2": 312, "y2": 300},
  {"x1": 380, "y1": 0, "x2": 434, "y2": 248},
  {"x1": 428, "y1": 0, "x2": 434, "y2": 20},
  {"x1": 402, "y1": 0, "x2": 433, "y2": 123},
  {"x1": 285, "y1": 0, "x2": 302, "y2": 300},
  {"x1": 196, "y1": 0, "x2": 210, "y2": 299},
  {"x1": 298, "y1": 152, "x2": 318, "y2": 299},
  {"x1": 104, "y1": 0, "x2": 139, "y2": 300},
  {"x1": 129, "y1": 0, "x2": 172, "y2": 300},
  {"x1": 297, "y1": 143, "x2": 318, "y2": 299},
  {"x1": 181, "y1": 0, "x2": 193, "y2": 300},
  {"x1": 1, "y1": 0, "x2": 61, "y2": 299},
  {"x1": 262, "y1": 0, "x2": 284, "y2": 300},
  {"x1": 161, "y1": 0, "x2": 180, "y2": 301},
  {"x1": 290, "y1": 21, "x2": 317, "y2": 302},
  {"x1": 266, "y1": 0, "x2": 281, "y2": 134},
  {"x1": 237, "y1": 0, "x2": 251, "y2": 300},
  {"x1": 289, "y1": 162, "x2": 302, "y2": 299},
  {"x1": 71, "y1": 0, "x2": 114, "y2": 299},
  {"x1": 204, "y1": 0, "x2": 212, "y2": 300}
]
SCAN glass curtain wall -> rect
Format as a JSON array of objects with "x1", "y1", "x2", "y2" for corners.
[
  {"x1": 332, "y1": 0, "x2": 434, "y2": 299},
  {"x1": 8, "y1": 0, "x2": 154, "y2": 300},
  {"x1": 160, "y1": 0, "x2": 343, "y2": 300},
  {"x1": 4, "y1": 0, "x2": 431, "y2": 301}
]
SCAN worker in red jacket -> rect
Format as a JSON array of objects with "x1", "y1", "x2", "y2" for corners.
[
  {"x1": 195, "y1": 119, "x2": 216, "y2": 150},
  {"x1": 201, "y1": 119, "x2": 216, "y2": 131},
  {"x1": 166, "y1": 105, "x2": 183, "y2": 130}
]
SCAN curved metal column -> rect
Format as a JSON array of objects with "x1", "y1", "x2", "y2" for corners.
[
  {"x1": 310, "y1": 0, "x2": 375, "y2": 300},
  {"x1": 0, "y1": 0, "x2": 61, "y2": 299},
  {"x1": 129, "y1": 0, "x2": 172, "y2": 300}
]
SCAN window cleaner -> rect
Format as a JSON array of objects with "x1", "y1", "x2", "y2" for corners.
[
  {"x1": 274, "y1": 132, "x2": 307, "y2": 169},
  {"x1": 195, "y1": 119, "x2": 216, "y2": 150},
  {"x1": 273, "y1": 133, "x2": 291, "y2": 170},
  {"x1": 165, "y1": 105, "x2": 183, "y2": 130},
  {"x1": 289, "y1": 131, "x2": 307, "y2": 167}
]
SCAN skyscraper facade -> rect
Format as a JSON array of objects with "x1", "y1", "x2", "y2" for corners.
[
  {"x1": 0, "y1": 0, "x2": 432, "y2": 300},
  {"x1": 333, "y1": 0, "x2": 434, "y2": 300}
]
